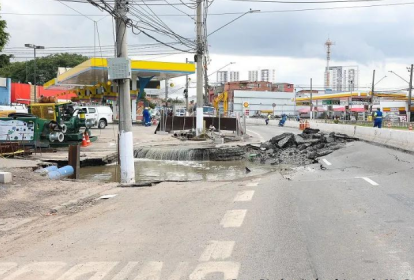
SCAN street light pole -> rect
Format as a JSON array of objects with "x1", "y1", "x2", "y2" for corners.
[
  {"x1": 310, "y1": 78, "x2": 313, "y2": 120},
  {"x1": 25, "y1": 44, "x2": 45, "y2": 103},
  {"x1": 408, "y1": 64, "x2": 413, "y2": 122}
]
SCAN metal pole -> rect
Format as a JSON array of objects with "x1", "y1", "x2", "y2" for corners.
[
  {"x1": 165, "y1": 79, "x2": 168, "y2": 105},
  {"x1": 310, "y1": 78, "x2": 313, "y2": 120},
  {"x1": 185, "y1": 58, "x2": 189, "y2": 114},
  {"x1": 408, "y1": 64, "x2": 413, "y2": 122},
  {"x1": 370, "y1": 70, "x2": 375, "y2": 114},
  {"x1": 34, "y1": 48, "x2": 37, "y2": 103},
  {"x1": 116, "y1": 0, "x2": 135, "y2": 184},
  {"x1": 196, "y1": 0, "x2": 204, "y2": 136}
]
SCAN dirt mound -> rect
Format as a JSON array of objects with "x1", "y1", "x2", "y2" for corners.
[{"x1": 248, "y1": 128, "x2": 358, "y2": 165}]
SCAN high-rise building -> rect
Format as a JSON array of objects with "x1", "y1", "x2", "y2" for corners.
[
  {"x1": 217, "y1": 71, "x2": 228, "y2": 83},
  {"x1": 248, "y1": 70, "x2": 259, "y2": 82},
  {"x1": 260, "y1": 69, "x2": 276, "y2": 83},
  {"x1": 324, "y1": 66, "x2": 358, "y2": 92},
  {"x1": 229, "y1": 71, "x2": 240, "y2": 82}
]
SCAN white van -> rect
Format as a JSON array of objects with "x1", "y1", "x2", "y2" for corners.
[{"x1": 76, "y1": 106, "x2": 113, "y2": 129}]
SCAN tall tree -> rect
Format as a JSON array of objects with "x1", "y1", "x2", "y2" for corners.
[
  {"x1": 0, "y1": 4, "x2": 11, "y2": 68},
  {"x1": 0, "y1": 53, "x2": 88, "y2": 84}
]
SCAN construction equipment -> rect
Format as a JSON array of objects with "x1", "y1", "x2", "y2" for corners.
[
  {"x1": 0, "y1": 102, "x2": 95, "y2": 147},
  {"x1": 213, "y1": 91, "x2": 228, "y2": 116}
]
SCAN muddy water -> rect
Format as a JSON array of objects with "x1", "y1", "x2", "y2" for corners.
[{"x1": 80, "y1": 159, "x2": 275, "y2": 183}]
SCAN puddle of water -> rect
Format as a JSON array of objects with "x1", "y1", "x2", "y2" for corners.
[{"x1": 80, "y1": 159, "x2": 275, "y2": 183}]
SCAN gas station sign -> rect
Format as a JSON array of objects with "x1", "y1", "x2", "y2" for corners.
[
  {"x1": 322, "y1": 100, "x2": 340, "y2": 105},
  {"x1": 296, "y1": 101, "x2": 310, "y2": 106}
]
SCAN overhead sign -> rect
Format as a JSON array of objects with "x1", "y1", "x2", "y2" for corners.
[
  {"x1": 322, "y1": 100, "x2": 340, "y2": 105},
  {"x1": 243, "y1": 102, "x2": 249, "y2": 108}
]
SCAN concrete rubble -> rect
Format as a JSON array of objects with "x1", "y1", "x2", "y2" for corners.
[{"x1": 248, "y1": 128, "x2": 358, "y2": 165}]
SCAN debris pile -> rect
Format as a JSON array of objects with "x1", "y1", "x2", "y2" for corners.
[{"x1": 248, "y1": 128, "x2": 358, "y2": 165}]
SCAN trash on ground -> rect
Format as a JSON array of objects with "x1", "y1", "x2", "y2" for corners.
[{"x1": 99, "y1": 194, "x2": 118, "y2": 199}]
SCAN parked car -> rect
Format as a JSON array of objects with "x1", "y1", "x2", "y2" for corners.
[
  {"x1": 74, "y1": 106, "x2": 113, "y2": 129},
  {"x1": 384, "y1": 113, "x2": 400, "y2": 123}
]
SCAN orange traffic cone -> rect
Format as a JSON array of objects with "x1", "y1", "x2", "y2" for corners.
[
  {"x1": 81, "y1": 133, "x2": 88, "y2": 147},
  {"x1": 409, "y1": 123, "x2": 413, "y2": 131},
  {"x1": 388, "y1": 122, "x2": 391, "y2": 128},
  {"x1": 85, "y1": 131, "x2": 91, "y2": 146}
]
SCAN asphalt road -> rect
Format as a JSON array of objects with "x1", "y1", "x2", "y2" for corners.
[{"x1": 1, "y1": 124, "x2": 414, "y2": 279}]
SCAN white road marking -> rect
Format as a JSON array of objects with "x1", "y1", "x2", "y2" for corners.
[
  {"x1": 56, "y1": 262, "x2": 117, "y2": 280},
  {"x1": 199, "y1": 241, "x2": 235, "y2": 262},
  {"x1": 112, "y1": 262, "x2": 138, "y2": 280},
  {"x1": 189, "y1": 262, "x2": 240, "y2": 280},
  {"x1": 322, "y1": 159, "x2": 332, "y2": 166},
  {"x1": 360, "y1": 177, "x2": 379, "y2": 186},
  {"x1": 167, "y1": 262, "x2": 190, "y2": 280},
  {"x1": 246, "y1": 129, "x2": 265, "y2": 142},
  {"x1": 234, "y1": 191, "x2": 255, "y2": 202},
  {"x1": 134, "y1": 261, "x2": 163, "y2": 280},
  {"x1": 220, "y1": 210, "x2": 247, "y2": 228},
  {"x1": 0, "y1": 263, "x2": 17, "y2": 276},
  {"x1": 4, "y1": 262, "x2": 66, "y2": 280},
  {"x1": 246, "y1": 182, "x2": 258, "y2": 187}
]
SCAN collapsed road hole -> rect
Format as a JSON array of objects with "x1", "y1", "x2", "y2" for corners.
[{"x1": 246, "y1": 128, "x2": 358, "y2": 166}]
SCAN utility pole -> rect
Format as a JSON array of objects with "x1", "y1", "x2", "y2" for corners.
[
  {"x1": 165, "y1": 79, "x2": 169, "y2": 107},
  {"x1": 204, "y1": 56, "x2": 209, "y2": 105},
  {"x1": 115, "y1": 0, "x2": 135, "y2": 184},
  {"x1": 370, "y1": 70, "x2": 375, "y2": 114},
  {"x1": 310, "y1": 78, "x2": 313, "y2": 120},
  {"x1": 185, "y1": 58, "x2": 189, "y2": 114},
  {"x1": 196, "y1": 0, "x2": 204, "y2": 136},
  {"x1": 408, "y1": 64, "x2": 413, "y2": 122}
]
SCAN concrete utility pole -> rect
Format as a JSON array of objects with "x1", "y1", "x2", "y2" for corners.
[
  {"x1": 115, "y1": 0, "x2": 135, "y2": 184},
  {"x1": 185, "y1": 58, "x2": 189, "y2": 114},
  {"x1": 310, "y1": 78, "x2": 313, "y2": 120},
  {"x1": 408, "y1": 64, "x2": 413, "y2": 122},
  {"x1": 204, "y1": 56, "x2": 209, "y2": 105},
  {"x1": 196, "y1": 0, "x2": 204, "y2": 136},
  {"x1": 370, "y1": 70, "x2": 375, "y2": 114},
  {"x1": 165, "y1": 79, "x2": 169, "y2": 107}
]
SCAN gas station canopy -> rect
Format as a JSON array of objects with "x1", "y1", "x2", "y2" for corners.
[{"x1": 44, "y1": 58, "x2": 195, "y2": 90}]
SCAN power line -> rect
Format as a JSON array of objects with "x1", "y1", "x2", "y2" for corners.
[{"x1": 3, "y1": 1, "x2": 414, "y2": 17}]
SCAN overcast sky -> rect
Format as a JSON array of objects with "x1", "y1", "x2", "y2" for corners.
[{"x1": 2, "y1": 0, "x2": 414, "y2": 98}]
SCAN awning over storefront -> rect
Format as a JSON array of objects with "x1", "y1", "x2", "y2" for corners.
[{"x1": 298, "y1": 107, "x2": 326, "y2": 113}]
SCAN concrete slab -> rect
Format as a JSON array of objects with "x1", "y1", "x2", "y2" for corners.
[{"x1": 0, "y1": 172, "x2": 12, "y2": 183}]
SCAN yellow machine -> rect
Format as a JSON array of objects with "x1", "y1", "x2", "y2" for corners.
[{"x1": 213, "y1": 91, "x2": 228, "y2": 116}]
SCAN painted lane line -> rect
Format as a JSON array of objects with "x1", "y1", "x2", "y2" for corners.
[
  {"x1": 220, "y1": 210, "x2": 247, "y2": 228},
  {"x1": 189, "y1": 262, "x2": 240, "y2": 280},
  {"x1": 56, "y1": 262, "x2": 118, "y2": 280},
  {"x1": 199, "y1": 241, "x2": 235, "y2": 262},
  {"x1": 234, "y1": 190, "x2": 255, "y2": 202},
  {"x1": 246, "y1": 182, "x2": 258, "y2": 187},
  {"x1": 0, "y1": 263, "x2": 17, "y2": 277},
  {"x1": 4, "y1": 262, "x2": 67, "y2": 280},
  {"x1": 246, "y1": 129, "x2": 265, "y2": 142},
  {"x1": 133, "y1": 262, "x2": 163, "y2": 280},
  {"x1": 360, "y1": 177, "x2": 379, "y2": 186},
  {"x1": 322, "y1": 159, "x2": 332, "y2": 166}
]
